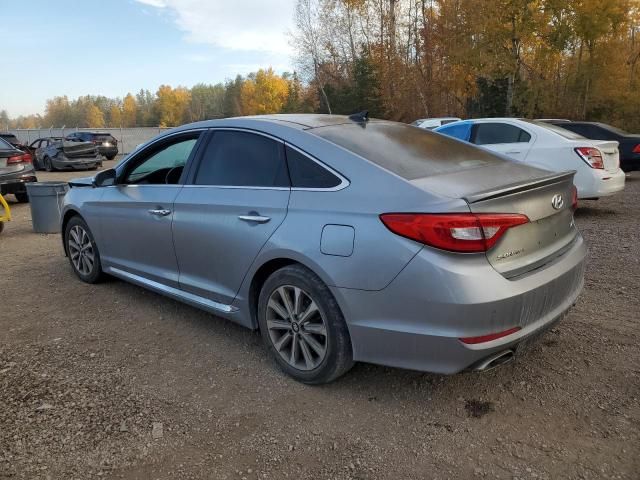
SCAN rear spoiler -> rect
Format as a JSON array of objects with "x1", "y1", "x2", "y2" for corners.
[{"x1": 464, "y1": 171, "x2": 576, "y2": 204}]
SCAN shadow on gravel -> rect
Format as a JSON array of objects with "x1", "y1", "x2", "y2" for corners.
[{"x1": 574, "y1": 205, "x2": 618, "y2": 217}]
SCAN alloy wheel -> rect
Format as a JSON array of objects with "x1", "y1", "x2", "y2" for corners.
[
  {"x1": 68, "y1": 225, "x2": 95, "y2": 276},
  {"x1": 266, "y1": 285, "x2": 328, "y2": 371}
]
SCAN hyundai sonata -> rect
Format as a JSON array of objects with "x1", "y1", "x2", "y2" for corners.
[{"x1": 61, "y1": 114, "x2": 586, "y2": 383}]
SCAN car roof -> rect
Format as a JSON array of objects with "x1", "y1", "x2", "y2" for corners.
[{"x1": 169, "y1": 114, "x2": 388, "y2": 133}]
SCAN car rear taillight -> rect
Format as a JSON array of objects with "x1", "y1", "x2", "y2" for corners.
[
  {"x1": 7, "y1": 153, "x2": 32, "y2": 164},
  {"x1": 460, "y1": 327, "x2": 521, "y2": 345},
  {"x1": 379, "y1": 213, "x2": 529, "y2": 253},
  {"x1": 575, "y1": 147, "x2": 604, "y2": 169},
  {"x1": 632, "y1": 144, "x2": 640, "y2": 154},
  {"x1": 571, "y1": 185, "x2": 578, "y2": 210}
]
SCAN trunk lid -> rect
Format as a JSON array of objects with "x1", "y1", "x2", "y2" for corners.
[
  {"x1": 0, "y1": 149, "x2": 25, "y2": 174},
  {"x1": 590, "y1": 140, "x2": 620, "y2": 172},
  {"x1": 61, "y1": 141, "x2": 98, "y2": 158},
  {"x1": 411, "y1": 163, "x2": 578, "y2": 278}
]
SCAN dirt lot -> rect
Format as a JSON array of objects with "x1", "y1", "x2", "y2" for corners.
[{"x1": 1, "y1": 163, "x2": 638, "y2": 479}]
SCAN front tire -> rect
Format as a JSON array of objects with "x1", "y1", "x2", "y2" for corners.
[
  {"x1": 64, "y1": 216, "x2": 104, "y2": 283},
  {"x1": 257, "y1": 265, "x2": 354, "y2": 384},
  {"x1": 44, "y1": 156, "x2": 54, "y2": 172}
]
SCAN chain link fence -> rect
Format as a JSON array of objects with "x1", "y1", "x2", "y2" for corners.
[{"x1": 3, "y1": 127, "x2": 172, "y2": 156}]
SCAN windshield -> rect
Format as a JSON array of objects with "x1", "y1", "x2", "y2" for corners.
[
  {"x1": 0, "y1": 137, "x2": 13, "y2": 149},
  {"x1": 312, "y1": 122, "x2": 503, "y2": 180}
]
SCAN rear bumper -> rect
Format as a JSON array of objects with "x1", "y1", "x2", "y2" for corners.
[
  {"x1": 579, "y1": 168, "x2": 625, "y2": 198},
  {"x1": 332, "y1": 234, "x2": 586, "y2": 374},
  {"x1": 0, "y1": 169, "x2": 37, "y2": 194},
  {"x1": 620, "y1": 155, "x2": 640, "y2": 172},
  {"x1": 97, "y1": 146, "x2": 118, "y2": 157},
  {"x1": 52, "y1": 156, "x2": 102, "y2": 170}
]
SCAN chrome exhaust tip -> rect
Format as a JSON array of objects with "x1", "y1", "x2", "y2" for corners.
[{"x1": 473, "y1": 350, "x2": 515, "y2": 372}]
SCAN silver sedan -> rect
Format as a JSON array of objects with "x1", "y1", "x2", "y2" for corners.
[{"x1": 61, "y1": 114, "x2": 586, "y2": 383}]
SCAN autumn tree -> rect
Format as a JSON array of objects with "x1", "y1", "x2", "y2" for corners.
[
  {"x1": 240, "y1": 68, "x2": 289, "y2": 115},
  {"x1": 122, "y1": 93, "x2": 137, "y2": 127},
  {"x1": 156, "y1": 85, "x2": 191, "y2": 127}
]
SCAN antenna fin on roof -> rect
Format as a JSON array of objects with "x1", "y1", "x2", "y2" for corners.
[{"x1": 348, "y1": 110, "x2": 369, "y2": 123}]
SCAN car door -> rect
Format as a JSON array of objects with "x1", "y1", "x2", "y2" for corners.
[
  {"x1": 97, "y1": 131, "x2": 203, "y2": 287},
  {"x1": 172, "y1": 129, "x2": 291, "y2": 306},
  {"x1": 470, "y1": 122, "x2": 533, "y2": 161}
]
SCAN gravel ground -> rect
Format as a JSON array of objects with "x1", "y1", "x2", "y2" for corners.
[{"x1": 0, "y1": 164, "x2": 638, "y2": 479}]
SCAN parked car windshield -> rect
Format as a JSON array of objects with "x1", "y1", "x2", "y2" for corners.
[
  {"x1": 312, "y1": 122, "x2": 502, "y2": 180},
  {"x1": 0, "y1": 137, "x2": 13, "y2": 149}
]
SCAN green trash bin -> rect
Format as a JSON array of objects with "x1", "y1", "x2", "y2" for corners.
[{"x1": 25, "y1": 182, "x2": 69, "y2": 233}]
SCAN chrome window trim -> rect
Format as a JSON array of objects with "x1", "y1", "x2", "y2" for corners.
[{"x1": 285, "y1": 143, "x2": 350, "y2": 192}]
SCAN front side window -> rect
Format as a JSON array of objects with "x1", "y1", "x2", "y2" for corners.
[
  {"x1": 194, "y1": 130, "x2": 289, "y2": 187},
  {"x1": 124, "y1": 136, "x2": 199, "y2": 185},
  {"x1": 472, "y1": 123, "x2": 531, "y2": 145}
]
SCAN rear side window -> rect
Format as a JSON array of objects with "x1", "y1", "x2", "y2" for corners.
[
  {"x1": 0, "y1": 137, "x2": 12, "y2": 149},
  {"x1": 195, "y1": 131, "x2": 289, "y2": 187},
  {"x1": 312, "y1": 122, "x2": 503, "y2": 180},
  {"x1": 286, "y1": 146, "x2": 341, "y2": 188},
  {"x1": 472, "y1": 123, "x2": 531, "y2": 145}
]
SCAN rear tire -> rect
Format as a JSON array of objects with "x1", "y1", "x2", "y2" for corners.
[
  {"x1": 106, "y1": 155, "x2": 116, "y2": 161},
  {"x1": 257, "y1": 264, "x2": 354, "y2": 384},
  {"x1": 64, "y1": 216, "x2": 104, "y2": 284},
  {"x1": 14, "y1": 192, "x2": 29, "y2": 203}
]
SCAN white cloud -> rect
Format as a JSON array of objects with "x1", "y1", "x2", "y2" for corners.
[{"x1": 136, "y1": 0, "x2": 295, "y2": 55}]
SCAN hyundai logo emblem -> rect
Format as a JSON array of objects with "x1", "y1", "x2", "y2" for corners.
[{"x1": 551, "y1": 194, "x2": 564, "y2": 210}]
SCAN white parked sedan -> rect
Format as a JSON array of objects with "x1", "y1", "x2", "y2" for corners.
[
  {"x1": 435, "y1": 118, "x2": 625, "y2": 199},
  {"x1": 411, "y1": 117, "x2": 462, "y2": 129}
]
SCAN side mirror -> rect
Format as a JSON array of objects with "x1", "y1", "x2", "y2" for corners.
[{"x1": 93, "y1": 168, "x2": 117, "y2": 187}]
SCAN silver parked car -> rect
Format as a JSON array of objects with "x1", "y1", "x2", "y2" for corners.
[{"x1": 61, "y1": 114, "x2": 586, "y2": 384}]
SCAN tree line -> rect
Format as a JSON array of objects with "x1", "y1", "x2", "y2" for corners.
[
  {"x1": 3, "y1": 0, "x2": 639, "y2": 130},
  {"x1": 1, "y1": 68, "x2": 313, "y2": 129},
  {"x1": 292, "y1": 0, "x2": 640, "y2": 129}
]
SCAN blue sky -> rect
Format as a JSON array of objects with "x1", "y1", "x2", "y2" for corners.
[{"x1": 0, "y1": 0, "x2": 295, "y2": 117}]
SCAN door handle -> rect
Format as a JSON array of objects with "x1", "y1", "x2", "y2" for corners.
[
  {"x1": 505, "y1": 151, "x2": 522, "y2": 154},
  {"x1": 238, "y1": 215, "x2": 271, "y2": 224},
  {"x1": 148, "y1": 209, "x2": 172, "y2": 216}
]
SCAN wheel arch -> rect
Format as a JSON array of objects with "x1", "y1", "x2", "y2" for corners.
[
  {"x1": 60, "y1": 208, "x2": 83, "y2": 256},
  {"x1": 245, "y1": 255, "x2": 336, "y2": 330}
]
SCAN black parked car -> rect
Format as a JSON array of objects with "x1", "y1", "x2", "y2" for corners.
[
  {"x1": 0, "y1": 133, "x2": 29, "y2": 151},
  {"x1": 0, "y1": 136, "x2": 37, "y2": 203},
  {"x1": 65, "y1": 131, "x2": 118, "y2": 160},
  {"x1": 542, "y1": 120, "x2": 640, "y2": 172},
  {"x1": 29, "y1": 137, "x2": 102, "y2": 171}
]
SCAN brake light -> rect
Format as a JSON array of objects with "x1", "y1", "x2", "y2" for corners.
[
  {"x1": 380, "y1": 213, "x2": 529, "y2": 253},
  {"x1": 7, "y1": 153, "x2": 32, "y2": 164},
  {"x1": 575, "y1": 147, "x2": 604, "y2": 169},
  {"x1": 632, "y1": 144, "x2": 640, "y2": 154},
  {"x1": 460, "y1": 327, "x2": 521, "y2": 344},
  {"x1": 571, "y1": 185, "x2": 578, "y2": 210}
]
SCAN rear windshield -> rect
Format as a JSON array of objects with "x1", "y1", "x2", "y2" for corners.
[
  {"x1": 0, "y1": 137, "x2": 13, "y2": 149},
  {"x1": 311, "y1": 122, "x2": 503, "y2": 179},
  {"x1": 599, "y1": 123, "x2": 629, "y2": 136},
  {"x1": 525, "y1": 120, "x2": 585, "y2": 140},
  {"x1": 0, "y1": 134, "x2": 19, "y2": 143}
]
